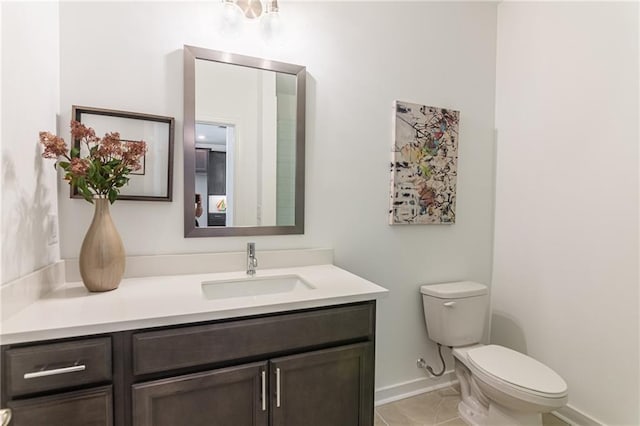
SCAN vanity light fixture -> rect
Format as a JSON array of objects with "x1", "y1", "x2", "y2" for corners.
[{"x1": 221, "y1": 0, "x2": 282, "y2": 38}]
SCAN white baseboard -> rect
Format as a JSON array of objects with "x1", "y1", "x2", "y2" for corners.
[
  {"x1": 554, "y1": 404, "x2": 603, "y2": 426},
  {"x1": 375, "y1": 370, "x2": 457, "y2": 406}
]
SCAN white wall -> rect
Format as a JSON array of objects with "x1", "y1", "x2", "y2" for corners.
[
  {"x1": 55, "y1": 1, "x2": 497, "y2": 395},
  {"x1": 196, "y1": 60, "x2": 260, "y2": 226},
  {"x1": 493, "y1": 3, "x2": 639, "y2": 424},
  {"x1": 1, "y1": 1, "x2": 60, "y2": 284},
  {"x1": 259, "y1": 72, "x2": 278, "y2": 226}
]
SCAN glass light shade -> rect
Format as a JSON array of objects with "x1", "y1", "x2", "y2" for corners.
[
  {"x1": 260, "y1": 11, "x2": 282, "y2": 40},
  {"x1": 222, "y1": 0, "x2": 244, "y2": 32}
]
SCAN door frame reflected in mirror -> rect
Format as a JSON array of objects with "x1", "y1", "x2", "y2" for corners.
[
  {"x1": 183, "y1": 45, "x2": 306, "y2": 237},
  {"x1": 194, "y1": 121, "x2": 235, "y2": 228}
]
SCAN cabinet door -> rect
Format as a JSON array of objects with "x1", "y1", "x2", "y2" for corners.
[
  {"x1": 195, "y1": 148, "x2": 208, "y2": 173},
  {"x1": 132, "y1": 362, "x2": 267, "y2": 426},
  {"x1": 207, "y1": 151, "x2": 226, "y2": 195},
  {"x1": 270, "y1": 342, "x2": 374, "y2": 426},
  {"x1": 7, "y1": 385, "x2": 112, "y2": 426}
]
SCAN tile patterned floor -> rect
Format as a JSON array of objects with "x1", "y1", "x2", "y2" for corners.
[{"x1": 374, "y1": 386, "x2": 569, "y2": 426}]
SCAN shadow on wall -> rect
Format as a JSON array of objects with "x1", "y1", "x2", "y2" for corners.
[
  {"x1": 1, "y1": 144, "x2": 54, "y2": 284},
  {"x1": 490, "y1": 311, "x2": 528, "y2": 354}
]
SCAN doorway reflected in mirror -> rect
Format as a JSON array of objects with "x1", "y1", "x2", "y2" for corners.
[{"x1": 195, "y1": 122, "x2": 231, "y2": 227}]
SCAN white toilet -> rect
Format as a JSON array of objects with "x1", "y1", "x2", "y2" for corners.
[{"x1": 420, "y1": 281, "x2": 568, "y2": 426}]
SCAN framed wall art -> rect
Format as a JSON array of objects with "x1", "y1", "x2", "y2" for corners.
[
  {"x1": 390, "y1": 100, "x2": 460, "y2": 224},
  {"x1": 71, "y1": 105, "x2": 175, "y2": 201}
]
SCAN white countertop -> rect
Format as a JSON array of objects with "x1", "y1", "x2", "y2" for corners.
[{"x1": 0, "y1": 264, "x2": 388, "y2": 345}]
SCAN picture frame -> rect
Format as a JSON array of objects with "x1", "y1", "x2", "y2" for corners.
[
  {"x1": 71, "y1": 105, "x2": 175, "y2": 201},
  {"x1": 390, "y1": 100, "x2": 460, "y2": 224}
]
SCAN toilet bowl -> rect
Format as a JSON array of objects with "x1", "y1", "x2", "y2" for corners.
[
  {"x1": 453, "y1": 344, "x2": 567, "y2": 425},
  {"x1": 420, "y1": 282, "x2": 568, "y2": 426}
]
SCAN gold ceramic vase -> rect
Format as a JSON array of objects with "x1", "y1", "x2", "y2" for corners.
[{"x1": 79, "y1": 197, "x2": 125, "y2": 292}]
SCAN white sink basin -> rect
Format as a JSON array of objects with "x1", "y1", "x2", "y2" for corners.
[{"x1": 201, "y1": 274, "x2": 316, "y2": 300}]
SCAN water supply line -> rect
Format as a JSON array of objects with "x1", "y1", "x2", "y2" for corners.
[{"x1": 417, "y1": 343, "x2": 449, "y2": 377}]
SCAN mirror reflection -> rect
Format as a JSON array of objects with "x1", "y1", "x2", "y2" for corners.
[
  {"x1": 194, "y1": 60, "x2": 297, "y2": 228},
  {"x1": 183, "y1": 45, "x2": 305, "y2": 237}
]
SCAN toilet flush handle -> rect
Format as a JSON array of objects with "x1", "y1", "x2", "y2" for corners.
[{"x1": 443, "y1": 301, "x2": 456, "y2": 307}]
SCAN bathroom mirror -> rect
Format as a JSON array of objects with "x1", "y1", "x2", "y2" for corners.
[{"x1": 183, "y1": 45, "x2": 306, "y2": 237}]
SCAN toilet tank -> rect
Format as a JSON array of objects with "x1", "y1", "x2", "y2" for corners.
[{"x1": 421, "y1": 281, "x2": 488, "y2": 347}]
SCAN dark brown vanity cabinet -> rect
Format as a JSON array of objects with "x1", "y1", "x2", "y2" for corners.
[
  {"x1": 1, "y1": 337, "x2": 114, "y2": 426},
  {"x1": 1, "y1": 301, "x2": 376, "y2": 426},
  {"x1": 130, "y1": 301, "x2": 375, "y2": 426},
  {"x1": 132, "y1": 343, "x2": 372, "y2": 426}
]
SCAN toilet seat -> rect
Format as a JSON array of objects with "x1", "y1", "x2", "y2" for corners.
[{"x1": 466, "y1": 345, "x2": 568, "y2": 400}]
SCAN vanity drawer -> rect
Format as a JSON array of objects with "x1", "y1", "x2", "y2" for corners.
[
  {"x1": 5, "y1": 337, "x2": 112, "y2": 397},
  {"x1": 7, "y1": 385, "x2": 113, "y2": 426},
  {"x1": 133, "y1": 303, "x2": 374, "y2": 376}
]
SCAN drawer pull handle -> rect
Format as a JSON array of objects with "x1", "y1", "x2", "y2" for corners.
[
  {"x1": 276, "y1": 367, "x2": 281, "y2": 408},
  {"x1": 24, "y1": 363, "x2": 86, "y2": 379},
  {"x1": 261, "y1": 370, "x2": 266, "y2": 411}
]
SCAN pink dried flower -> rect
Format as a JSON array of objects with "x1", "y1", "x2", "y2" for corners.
[
  {"x1": 122, "y1": 140, "x2": 147, "y2": 170},
  {"x1": 70, "y1": 120, "x2": 97, "y2": 141},
  {"x1": 70, "y1": 158, "x2": 90, "y2": 177},
  {"x1": 97, "y1": 132, "x2": 123, "y2": 159},
  {"x1": 39, "y1": 131, "x2": 68, "y2": 159}
]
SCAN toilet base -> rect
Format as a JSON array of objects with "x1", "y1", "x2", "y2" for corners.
[
  {"x1": 458, "y1": 400, "x2": 487, "y2": 426},
  {"x1": 455, "y1": 360, "x2": 489, "y2": 426},
  {"x1": 458, "y1": 400, "x2": 544, "y2": 426},
  {"x1": 487, "y1": 403, "x2": 542, "y2": 426}
]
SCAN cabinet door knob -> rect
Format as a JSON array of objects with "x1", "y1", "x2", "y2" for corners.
[{"x1": 0, "y1": 408, "x2": 11, "y2": 426}]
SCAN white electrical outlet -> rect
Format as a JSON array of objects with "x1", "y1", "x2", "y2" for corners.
[{"x1": 47, "y1": 214, "x2": 58, "y2": 245}]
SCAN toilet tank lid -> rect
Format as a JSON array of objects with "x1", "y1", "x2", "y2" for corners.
[{"x1": 420, "y1": 281, "x2": 487, "y2": 298}]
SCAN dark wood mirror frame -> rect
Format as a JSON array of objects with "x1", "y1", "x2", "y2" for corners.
[
  {"x1": 183, "y1": 45, "x2": 306, "y2": 237},
  {"x1": 71, "y1": 105, "x2": 175, "y2": 202}
]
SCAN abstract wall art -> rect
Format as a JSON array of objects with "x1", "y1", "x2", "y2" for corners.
[{"x1": 390, "y1": 100, "x2": 460, "y2": 224}]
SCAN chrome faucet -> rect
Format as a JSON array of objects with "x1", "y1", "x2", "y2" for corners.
[{"x1": 247, "y1": 242, "x2": 258, "y2": 276}]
